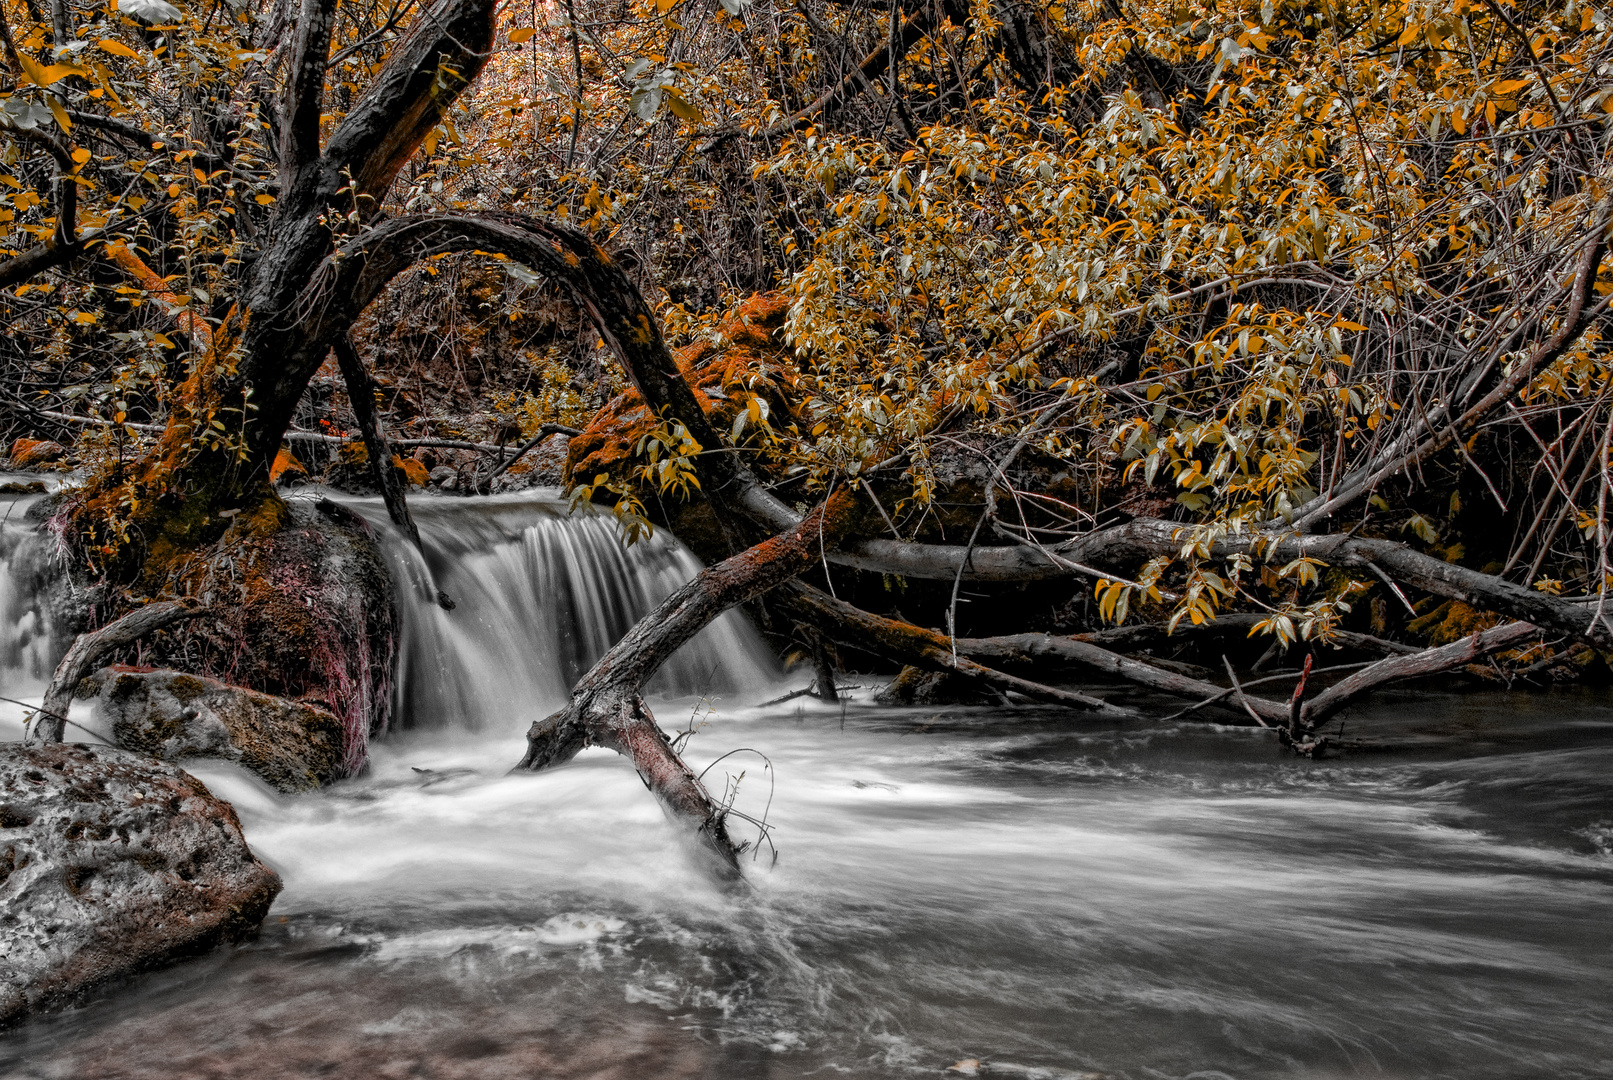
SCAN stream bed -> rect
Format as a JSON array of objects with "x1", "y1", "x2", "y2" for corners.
[{"x1": 1, "y1": 490, "x2": 1609, "y2": 1079}]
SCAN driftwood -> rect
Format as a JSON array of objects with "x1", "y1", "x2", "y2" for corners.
[
  {"x1": 939, "y1": 620, "x2": 1541, "y2": 738},
  {"x1": 30, "y1": 599, "x2": 209, "y2": 744},
  {"x1": 516, "y1": 492, "x2": 862, "y2": 876},
  {"x1": 774, "y1": 583, "x2": 1131, "y2": 715},
  {"x1": 1301, "y1": 620, "x2": 1538, "y2": 726},
  {"x1": 949, "y1": 630, "x2": 1288, "y2": 725}
]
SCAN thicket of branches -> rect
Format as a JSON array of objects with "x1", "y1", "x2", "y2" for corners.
[{"x1": 3, "y1": 0, "x2": 1612, "y2": 750}]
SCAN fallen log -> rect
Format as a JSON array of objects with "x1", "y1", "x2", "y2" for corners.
[
  {"x1": 820, "y1": 518, "x2": 1610, "y2": 650},
  {"x1": 514, "y1": 490, "x2": 863, "y2": 877},
  {"x1": 1301, "y1": 620, "x2": 1539, "y2": 727},
  {"x1": 774, "y1": 583, "x2": 1133, "y2": 715},
  {"x1": 949, "y1": 630, "x2": 1289, "y2": 725}
]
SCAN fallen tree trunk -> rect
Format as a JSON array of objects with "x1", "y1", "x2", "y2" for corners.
[
  {"x1": 941, "y1": 620, "x2": 1541, "y2": 740},
  {"x1": 514, "y1": 490, "x2": 862, "y2": 877},
  {"x1": 1300, "y1": 620, "x2": 1538, "y2": 727},
  {"x1": 773, "y1": 583, "x2": 1133, "y2": 715},
  {"x1": 949, "y1": 631, "x2": 1290, "y2": 725},
  {"x1": 822, "y1": 518, "x2": 1610, "y2": 649}
]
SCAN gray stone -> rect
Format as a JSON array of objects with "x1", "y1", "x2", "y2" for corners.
[
  {"x1": 0, "y1": 743, "x2": 281, "y2": 1029},
  {"x1": 429, "y1": 465, "x2": 457, "y2": 487},
  {"x1": 93, "y1": 668, "x2": 345, "y2": 793}
]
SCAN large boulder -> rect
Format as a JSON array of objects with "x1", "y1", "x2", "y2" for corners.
[
  {"x1": 132, "y1": 497, "x2": 396, "y2": 776},
  {"x1": 0, "y1": 743, "x2": 281, "y2": 1029},
  {"x1": 21, "y1": 495, "x2": 396, "y2": 775},
  {"x1": 92, "y1": 667, "x2": 345, "y2": 793}
]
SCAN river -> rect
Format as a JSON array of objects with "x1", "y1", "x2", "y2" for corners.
[{"x1": 1, "y1": 487, "x2": 1609, "y2": 1079}]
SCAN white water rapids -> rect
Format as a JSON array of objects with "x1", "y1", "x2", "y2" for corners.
[{"x1": 1, "y1": 483, "x2": 1610, "y2": 1078}]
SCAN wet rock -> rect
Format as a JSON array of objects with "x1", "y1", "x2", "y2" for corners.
[
  {"x1": 874, "y1": 666, "x2": 1008, "y2": 706},
  {"x1": 7, "y1": 439, "x2": 65, "y2": 468},
  {"x1": 0, "y1": 743, "x2": 281, "y2": 1029},
  {"x1": 429, "y1": 465, "x2": 457, "y2": 488},
  {"x1": 493, "y1": 433, "x2": 570, "y2": 492},
  {"x1": 94, "y1": 668, "x2": 345, "y2": 793},
  {"x1": 127, "y1": 497, "x2": 396, "y2": 775}
]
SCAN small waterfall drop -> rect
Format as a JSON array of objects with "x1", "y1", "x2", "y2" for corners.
[
  {"x1": 341, "y1": 489, "x2": 780, "y2": 732},
  {"x1": 0, "y1": 476, "x2": 64, "y2": 697}
]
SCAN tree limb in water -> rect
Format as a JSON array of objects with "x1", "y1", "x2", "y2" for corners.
[
  {"x1": 773, "y1": 583, "x2": 1132, "y2": 715},
  {"x1": 1300, "y1": 620, "x2": 1538, "y2": 727},
  {"x1": 514, "y1": 490, "x2": 863, "y2": 877}
]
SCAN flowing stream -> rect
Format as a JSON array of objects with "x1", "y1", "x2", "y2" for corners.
[{"x1": 1, "y1": 484, "x2": 1610, "y2": 1079}]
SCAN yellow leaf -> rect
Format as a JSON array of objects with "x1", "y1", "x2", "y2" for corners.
[
  {"x1": 71, "y1": 148, "x2": 91, "y2": 165},
  {"x1": 667, "y1": 91, "x2": 701, "y2": 122},
  {"x1": 46, "y1": 96, "x2": 71, "y2": 132},
  {"x1": 96, "y1": 39, "x2": 140, "y2": 58},
  {"x1": 254, "y1": 193, "x2": 274, "y2": 205},
  {"x1": 508, "y1": 27, "x2": 535, "y2": 42},
  {"x1": 1493, "y1": 79, "x2": 1530, "y2": 94},
  {"x1": 17, "y1": 54, "x2": 90, "y2": 88}
]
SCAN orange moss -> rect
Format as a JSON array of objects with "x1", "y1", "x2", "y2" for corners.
[
  {"x1": 270, "y1": 448, "x2": 307, "y2": 482},
  {"x1": 393, "y1": 455, "x2": 430, "y2": 487},
  {"x1": 1406, "y1": 599, "x2": 1502, "y2": 646},
  {"x1": 9, "y1": 438, "x2": 65, "y2": 467}
]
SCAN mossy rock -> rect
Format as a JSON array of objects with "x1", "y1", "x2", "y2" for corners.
[{"x1": 94, "y1": 667, "x2": 346, "y2": 793}]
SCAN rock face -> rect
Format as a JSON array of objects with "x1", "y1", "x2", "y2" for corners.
[
  {"x1": 0, "y1": 743, "x2": 281, "y2": 1029},
  {"x1": 93, "y1": 668, "x2": 345, "y2": 793}
]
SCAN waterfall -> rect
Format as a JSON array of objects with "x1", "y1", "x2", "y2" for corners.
[
  {"x1": 0, "y1": 479, "x2": 62, "y2": 697},
  {"x1": 0, "y1": 481, "x2": 780, "y2": 735},
  {"x1": 340, "y1": 489, "x2": 781, "y2": 732}
]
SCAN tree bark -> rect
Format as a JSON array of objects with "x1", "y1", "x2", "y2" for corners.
[
  {"x1": 30, "y1": 600, "x2": 208, "y2": 744},
  {"x1": 774, "y1": 582, "x2": 1132, "y2": 714},
  {"x1": 516, "y1": 491, "x2": 863, "y2": 877}
]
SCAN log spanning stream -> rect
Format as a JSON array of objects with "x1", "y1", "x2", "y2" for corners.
[{"x1": 1, "y1": 485, "x2": 1611, "y2": 1078}]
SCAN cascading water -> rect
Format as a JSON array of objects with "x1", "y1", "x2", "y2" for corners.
[
  {"x1": 2, "y1": 482, "x2": 1611, "y2": 1079},
  {"x1": 0, "y1": 476, "x2": 65, "y2": 701},
  {"x1": 353, "y1": 490, "x2": 780, "y2": 732}
]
